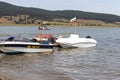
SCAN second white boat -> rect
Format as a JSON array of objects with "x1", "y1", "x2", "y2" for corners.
[{"x1": 56, "y1": 34, "x2": 97, "y2": 48}]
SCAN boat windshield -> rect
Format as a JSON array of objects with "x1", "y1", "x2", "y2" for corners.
[{"x1": 6, "y1": 36, "x2": 31, "y2": 42}]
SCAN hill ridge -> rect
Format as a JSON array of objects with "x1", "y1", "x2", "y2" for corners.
[{"x1": 0, "y1": 1, "x2": 120, "y2": 23}]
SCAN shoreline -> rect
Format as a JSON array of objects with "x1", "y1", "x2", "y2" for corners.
[{"x1": 0, "y1": 23, "x2": 120, "y2": 28}]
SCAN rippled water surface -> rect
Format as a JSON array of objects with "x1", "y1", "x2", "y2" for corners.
[{"x1": 0, "y1": 26, "x2": 120, "y2": 80}]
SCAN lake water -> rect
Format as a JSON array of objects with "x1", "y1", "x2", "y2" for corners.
[{"x1": 0, "y1": 26, "x2": 120, "y2": 80}]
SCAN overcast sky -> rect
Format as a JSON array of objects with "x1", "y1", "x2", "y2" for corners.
[{"x1": 0, "y1": 0, "x2": 120, "y2": 16}]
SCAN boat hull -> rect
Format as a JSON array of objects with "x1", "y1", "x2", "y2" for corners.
[
  {"x1": 58, "y1": 42, "x2": 97, "y2": 48},
  {"x1": 56, "y1": 34, "x2": 97, "y2": 48},
  {"x1": 0, "y1": 47, "x2": 53, "y2": 53},
  {"x1": 0, "y1": 42, "x2": 54, "y2": 53}
]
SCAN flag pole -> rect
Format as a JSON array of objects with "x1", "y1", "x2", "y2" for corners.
[
  {"x1": 75, "y1": 21, "x2": 77, "y2": 34},
  {"x1": 70, "y1": 17, "x2": 77, "y2": 34}
]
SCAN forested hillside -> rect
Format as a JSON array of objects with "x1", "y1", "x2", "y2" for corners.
[{"x1": 0, "y1": 1, "x2": 120, "y2": 23}]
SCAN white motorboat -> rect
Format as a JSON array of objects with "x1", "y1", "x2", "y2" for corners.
[
  {"x1": 56, "y1": 17, "x2": 97, "y2": 48},
  {"x1": 0, "y1": 36, "x2": 55, "y2": 53},
  {"x1": 38, "y1": 26, "x2": 50, "y2": 30},
  {"x1": 56, "y1": 34, "x2": 97, "y2": 48}
]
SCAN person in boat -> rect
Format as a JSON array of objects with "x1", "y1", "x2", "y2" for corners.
[
  {"x1": 30, "y1": 38, "x2": 37, "y2": 42},
  {"x1": 48, "y1": 38, "x2": 56, "y2": 44}
]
